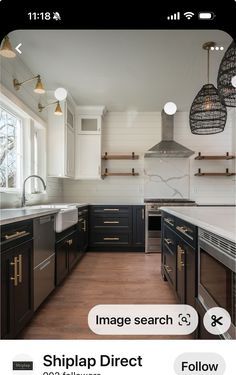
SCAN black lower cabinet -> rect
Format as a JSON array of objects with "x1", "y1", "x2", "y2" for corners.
[
  {"x1": 132, "y1": 206, "x2": 145, "y2": 247},
  {"x1": 89, "y1": 205, "x2": 145, "y2": 251},
  {"x1": 56, "y1": 229, "x2": 78, "y2": 286},
  {"x1": 162, "y1": 213, "x2": 197, "y2": 307},
  {"x1": 195, "y1": 299, "x2": 217, "y2": 339},
  {"x1": 77, "y1": 207, "x2": 89, "y2": 255},
  {"x1": 1, "y1": 239, "x2": 34, "y2": 339}
]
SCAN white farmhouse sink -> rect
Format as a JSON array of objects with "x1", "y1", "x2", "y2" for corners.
[
  {"x1": 26, "y1": 204, "x2": 78, "y2": 232},
  {"x1": 55, "y1": 207, "x2": 78, "y2": 233}
]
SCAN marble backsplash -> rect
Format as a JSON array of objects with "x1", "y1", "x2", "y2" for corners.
[{"x1": 143, "y1": 158, "x2": 190, "y2": 199}]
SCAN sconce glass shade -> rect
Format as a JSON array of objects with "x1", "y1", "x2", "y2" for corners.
[
  {"x1": 54, "y1": 101, "x2": 63, "y2": 115},
  {"x1": 0, "y1": 36, "x2": 16, "y2": 58},
  {"x1": 34, "y1": 76, "x2": 45, "y2": 94},
  {"x1": 217, "y1": 41, "x2": 236, "y2": 107},
  {"x1": 189, "y1": 83, "x2": 227, "y2": 134}
]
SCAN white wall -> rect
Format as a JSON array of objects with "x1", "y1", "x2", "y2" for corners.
[{"x1": 63, "y1": 110, "x2": 235, "y2": 205}]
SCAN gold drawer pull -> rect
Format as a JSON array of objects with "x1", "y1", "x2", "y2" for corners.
[
  {"x1": 83, "y1": 220, "x2": 86, "y2": 232},
  {"x1": 10, "y1": 256, "x2": 18, "y2": 286},
  {"x1": 104, "y1": 221, "x2": 119, "y2": 224},
  {"x1": 177, "y1": 245, "x2": 185, "y2": 271},
  {"x1": 164, "y1": 218, "x2": 174, "y2": 226},
  {"x1": 164, "y1": 265, "x2": 172, "y2": 273},
  {"x1": 66, "y1": 239, "x2": 73, "y2": 246},
  {"x1": 5, "y1": 230, "x2": 29, "y2": 240},
  {"x1": 18, "y1": 254, "x2": 22, "y2": 283},
  {"x1": 103, "y1": 208, "x2": 119, "y2": 211},
  {"x1": 164, "y1": 238, "x2": 173, "y2": 245},
  {"x1": 103, "y1": 237, "x2": 120, "y2": 241},
  {"x1": 176, "y1": 226, "x2": 193, "y2": 239}
]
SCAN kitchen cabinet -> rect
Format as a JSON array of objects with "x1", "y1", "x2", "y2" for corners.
[
  {"x1": 77, "y1": 207, "x2": 89, "y2": 255},
  {"x1": 132, "y1": 206, "x2": 145, "y2": 247},
  {"x1": 89, "y1": 205, "x2": 145, "y2": 250},
  {"x1": 55, "y1": 228, "x2": 78, "y2": 285},
  {"x1": 75, "y1": 134, "x2": 101, "y2": 179},
  {"x1": 1, "y1": 220, "x2": 34, "y2": 339},
  {"x1": 162, "y1": 213, "x2": 197, "y2": 307},
  {"x1": 75, "y1": 106, "x2": 105, "y2": 180},
  {"x1": 47, "y1": 99, "x2": 75, "y2": 178}
]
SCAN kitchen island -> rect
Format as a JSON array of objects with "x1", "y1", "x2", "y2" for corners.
[{"x1": 161, "y1": 206, "x2": 236, "y2": 340}]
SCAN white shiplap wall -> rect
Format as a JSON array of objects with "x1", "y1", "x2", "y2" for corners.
[{"x1": 63, "y1": 110, "x2": 235, "y2": 204}]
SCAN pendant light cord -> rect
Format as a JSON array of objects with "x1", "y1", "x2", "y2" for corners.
[{"x1": 207, "y1": 47, "x2": 210, "y2": 83}]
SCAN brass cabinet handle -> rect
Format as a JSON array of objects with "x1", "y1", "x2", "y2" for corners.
[
  {"x1": 18, "y1": 254, "x2": 22, "y2": 283},
  {"x1": 176, "y1": 225, "x2": 193, "y2": 240},
  {"x1": 104, "y1": 221, "x2": 119, "y2": 224},
  {"x1": 164, "y1": 218, "x2": 174, "y2": 226},
  {"x1": 5, "y1": 230, "x2": 29, "y2": 240},
  {"x1": 164, "y1": 265, "x2": 172, "y2": 273},
  {"x1": 10, "y1": 256, "x2": 18, "y2": 286},
  {"x1": 103, "y1": 208, "x2": 119, "y2": 211},
  {"x1": 103, "y1": 237, "x2": 120, "y2": 241},
  {"x1": 164, "y1": 238, "x2": 173, "y2": 246},
  {"x1": 83, "y1": 219, "x2": 87, "y2": 232},
  {"x1": 66, "y1": 239, "x2": 73, "y2": 246},
  {"x1": 177, "y1": 245, "x2": 185, "y2": 271}
]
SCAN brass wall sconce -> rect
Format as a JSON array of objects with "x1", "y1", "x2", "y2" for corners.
[
  {"x1": 13, "y1": 75, "x2": 45, "y2": 94},
  {"x1": 0, "y1": 36, "x2": 16, "y2": 58},
  {"x1": 38, "y1": 101, "x2": 63, "y2": 116}
]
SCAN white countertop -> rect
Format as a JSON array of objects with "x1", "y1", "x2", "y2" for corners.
[
  {"x1": 0, "y1": 208, "x2": 60, "y2": 226},
  {"x1": 160, "y1": 206, "x2": 236, "y2": 243}
]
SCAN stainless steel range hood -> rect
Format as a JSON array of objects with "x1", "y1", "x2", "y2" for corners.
[{"x1": 144, "y1": 110, "x2": 194, "y2": 158}]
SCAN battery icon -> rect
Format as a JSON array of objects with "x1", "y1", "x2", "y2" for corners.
[{"x1": 198, "y1": 12, "x2": 215, "y2": 20}]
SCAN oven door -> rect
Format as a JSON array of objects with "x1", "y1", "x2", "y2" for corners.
[{"x1": 198, "y1": 237, "x2": 236, "y2": 339}]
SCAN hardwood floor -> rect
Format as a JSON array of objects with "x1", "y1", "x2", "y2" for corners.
[{"x1": 19, "y1": 252, "x2": 189, "y2": 339}]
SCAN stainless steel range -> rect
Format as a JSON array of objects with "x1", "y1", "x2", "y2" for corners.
[{"x1": 145, "y1": 199, "x2": 197, "y2": 253}]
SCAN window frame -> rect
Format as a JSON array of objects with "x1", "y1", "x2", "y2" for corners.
[{"x1": 0, "y1": 103, "x2": 24, "y2": 192}]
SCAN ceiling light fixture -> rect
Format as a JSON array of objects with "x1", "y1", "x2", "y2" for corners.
[
  {"x1": 217, "y1": 41, "x2": 236, "y2": 107},
  {"x1": 189, "y1": 41, "x2": 227, "y2": 135},
  {"x1": 54, "y1": 87, "x2": 67, "y2": 101},
  {"x1": 13, "y1": 75, "x2": 45, "y2": 94},
  {"x1": 0, "y1": 36, "x2": 16, "y2": 58},
  {"x1": 38, "y1": 101, "x2": 63, "y2": 116}
]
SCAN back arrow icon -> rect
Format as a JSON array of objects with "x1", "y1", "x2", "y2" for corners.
[{"x1": 15, "y1": 43, "x2": 22, "y2": 54}]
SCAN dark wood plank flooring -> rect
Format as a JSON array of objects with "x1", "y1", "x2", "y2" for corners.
[{"x1": 19, "y1": 252, "x2": 189, "y2": 339}]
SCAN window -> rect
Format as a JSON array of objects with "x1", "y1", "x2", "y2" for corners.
[{"x1": 0, "y1": 105, "x2": 23, "y2": 189}]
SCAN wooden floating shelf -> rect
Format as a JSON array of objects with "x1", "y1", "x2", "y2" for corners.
[
  {"x1": 195, "y1": 152, "x2": 235, "y2": 160},
  {"x1": 102, "y1": 152, "x2": 139, "y2": 160},
  {"x1": 102, "y1": 168, "x2": 139, "y2": 178},
  {"x1": 195, "y1": 168, "x2": 236, "y2": 177}
]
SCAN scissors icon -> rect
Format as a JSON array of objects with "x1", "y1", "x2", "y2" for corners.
[{"x1": 211, "y1": 315, "x2": 223, "y2": 327}]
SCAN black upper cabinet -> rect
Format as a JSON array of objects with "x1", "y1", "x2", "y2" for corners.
[
  {"x1": 1, "y1": 220, "x2": 34, "y2": 339},
  {"x1": 132, "y1": 206, "x2": 145, "y2": 247}
]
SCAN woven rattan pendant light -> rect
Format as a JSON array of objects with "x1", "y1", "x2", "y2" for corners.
[
  {"x1": 217, "y1": 41, "x2": 236, "y2": 107},
  {"x1": 189, "y1": 42, "x2": 227, "y2": 135}
]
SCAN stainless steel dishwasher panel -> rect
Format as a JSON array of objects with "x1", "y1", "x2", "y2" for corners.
[
  {"x1": 34, "y1": 253, "x2": 55, "y2": 311},
  {"x1": 33, "y1": 215, "x2": 55, "y2": 267}
]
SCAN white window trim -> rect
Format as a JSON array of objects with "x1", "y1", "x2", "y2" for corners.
[{"x1": 0, "y1": 86, "x2": 47, "y2": 195}]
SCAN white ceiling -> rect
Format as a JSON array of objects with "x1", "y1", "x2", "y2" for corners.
[{"x1": 10, "y1": 30, "x2": 232, "y2": 111}]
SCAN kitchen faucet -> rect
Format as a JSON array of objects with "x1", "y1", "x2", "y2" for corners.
[{"x1": 21, "y1": 175, "x2": 47, "y2": 207}]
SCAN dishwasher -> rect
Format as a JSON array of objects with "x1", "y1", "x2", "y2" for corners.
[{"x1": 34, "y1": 215, "x2": 55, "y2": 311}]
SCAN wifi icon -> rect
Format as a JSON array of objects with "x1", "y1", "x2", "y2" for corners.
[{"x1": 184, "y1": 11, "x2": 195, "y2": 19}]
